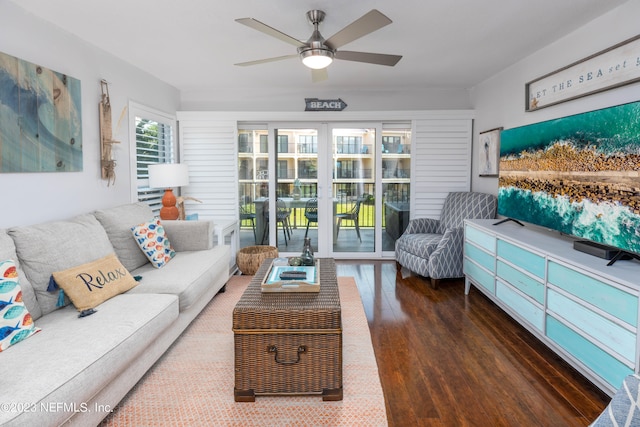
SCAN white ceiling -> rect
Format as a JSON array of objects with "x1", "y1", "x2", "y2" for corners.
[{"x1": 12, "y1": 0, "x2": 629, "y2": 93}]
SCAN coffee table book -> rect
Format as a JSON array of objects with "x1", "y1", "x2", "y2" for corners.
[{"x1": 261, "y1": 260, "x2": 320, "y2": 292}]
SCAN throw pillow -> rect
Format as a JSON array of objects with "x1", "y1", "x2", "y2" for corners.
[
  {"x1": 0, "y1": 259, "x2": 40, "y2": 352},
  {"x1": 131, "y1": 219, "x2": 176, "y2": 268},
  {"x1": 51, "y1": 253, "x2": 138, "y2": 311}
]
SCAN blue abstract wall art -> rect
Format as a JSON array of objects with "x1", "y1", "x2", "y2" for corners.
[{"x1": 0, "y1": 51, "x2": 82, "y2": 173}]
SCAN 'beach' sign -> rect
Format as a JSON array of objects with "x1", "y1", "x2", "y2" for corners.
[{"x1": 304, "y1": 98, "x2": 347, "y2": 111}]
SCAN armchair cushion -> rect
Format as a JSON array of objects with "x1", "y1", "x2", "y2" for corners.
[{"x1": 395, "y1": 233, "x2": 442, "y2": 259}]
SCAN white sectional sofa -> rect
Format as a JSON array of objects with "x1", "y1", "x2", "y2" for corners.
[{"x1": 0, "y1": 203, "x2": 231, "y2": 427}]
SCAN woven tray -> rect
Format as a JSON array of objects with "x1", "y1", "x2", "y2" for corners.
[{"x1": 260, "y1": 259, "x2": 320, "y2": 292}]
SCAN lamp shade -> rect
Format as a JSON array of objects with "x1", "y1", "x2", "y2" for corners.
[{"x1": 148, "y1": 163, "x2": 189, "y2": 189}]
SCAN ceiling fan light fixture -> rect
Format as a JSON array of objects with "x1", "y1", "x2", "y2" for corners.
[{"x1": 300, "y1": 48, "x2": 334, "y2": 69}]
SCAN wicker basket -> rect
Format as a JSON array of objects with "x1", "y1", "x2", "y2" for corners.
[{"x1": 237, "y1": 245, "x2": 278, "y2": 275}]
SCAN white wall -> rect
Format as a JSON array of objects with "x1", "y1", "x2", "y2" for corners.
[
  {"x1": 181, "y1": 84, "x2": 472, "y2": 111},
  {"x1": 0, "y1": 2, "x2": 180, "y2": 227},
  {"x1": 470, "y1": 0, "x2": 640, "y2": 195}
]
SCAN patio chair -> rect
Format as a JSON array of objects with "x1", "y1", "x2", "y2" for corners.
[
  {"x1": 304, "y1": 198, "x2": 318, "y2": 238},
  {"x1": 239, "y1": 204, "x2": 256, "y2": 244},
  {"x1": 261, "y1": 199, "x2": 292, "y2": 246},
  {"x1": 336, "y1": 197, "x2": 364, "y2": 242}
]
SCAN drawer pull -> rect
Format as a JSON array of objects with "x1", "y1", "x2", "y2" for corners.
[{"x1": 268, "y1": 345, "x2": 307, "y2": 365}]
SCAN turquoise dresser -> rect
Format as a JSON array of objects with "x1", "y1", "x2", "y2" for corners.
[{"x1": 463, "y1": 219, "x2": 640, "y2": 396}]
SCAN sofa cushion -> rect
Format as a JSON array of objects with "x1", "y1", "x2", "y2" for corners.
[
  {"x1": 9, "y1": 214, "x2": 115, "y2": 316},
  {"x1": 128, "y1": 245, "x2": 230, "y2": 311},
  {"x1": 131, "y1": 218, "x2": 176, "y2": 268},
  {"x1": 0, "y1": 293, "x2": 178, "y2": 427},
  {"x1": 0, "y1": 259, "x2": 40, "y2": 351},
  {"x1": 93, "y1": 203, "x2": 154, "y2": 272},
  {"x1": 0, "y1": 229, "x2": 41, "y2": 320},
  {"x1": 52, "y1": 253, "x2": 139, "y2": 311}
]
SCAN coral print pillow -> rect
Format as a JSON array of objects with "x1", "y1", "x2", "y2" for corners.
[
  {"x1": 0, "y1": 259, "x2": 40, "y2": 352},
  {"x1": 131, "y1": 219, "x2": 176, "y2": 268}
]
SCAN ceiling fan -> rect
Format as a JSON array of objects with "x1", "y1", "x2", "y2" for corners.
[{"x1": 234, "y1": 9, "x2": 402, "y2": 82}]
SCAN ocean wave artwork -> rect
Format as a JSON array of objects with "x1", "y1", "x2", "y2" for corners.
[
  {"x1": 0, "y1": 51, "x2": 82, "y2": 173},
  {"x1": 498, "y1": 101, "x2": 640, "y2": 255}
]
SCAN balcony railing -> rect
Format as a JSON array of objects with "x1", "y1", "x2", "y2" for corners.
[
  {"x1": 382, "y1": 168, "x2": 410, "y2": 178},
  {"x1": 334, "y1": 169, "x2": 373, "y2": 179},
  {"x1": 297, "y1": 142, "x2": 318, "y2": 154},
  {"x1": 276, "y1": 169, "x2": 296, "y2": 179},
  {"x1": 335, "y1": 143, "x2": 373, "y2": 155}
]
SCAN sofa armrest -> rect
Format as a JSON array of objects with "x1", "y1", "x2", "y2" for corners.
[
  {"x1": 162, "y1": 220, "x2": 214, "y2": 251},
  {"x1": 428, "y1": 227, "x2": 465, "y2": 279},
  {"x1": 404, "y1": 218, "x2": 440, "y2": 235}
]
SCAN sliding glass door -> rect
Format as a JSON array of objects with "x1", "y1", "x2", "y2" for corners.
[
  {"x1": 331, "y1": 126, "x2": 378, "y2": 256},
  {"x1": 237, "y1": 122, "x2": 411, "y2": 259}
]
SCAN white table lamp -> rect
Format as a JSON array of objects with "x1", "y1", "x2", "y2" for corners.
[{"x1": 148, "y1": 163, "x2": 190, "y2": 220}]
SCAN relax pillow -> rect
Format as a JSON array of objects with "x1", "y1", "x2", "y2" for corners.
[
  {"x1": 51, "y1": 254, "x2": 138, "y2": 312},
  {"x1": 131, "y1": 219, "x2": 176, "y2": 268},
  {"x1": 0, "y1": 259, "x2": 40, "y2": 352}
]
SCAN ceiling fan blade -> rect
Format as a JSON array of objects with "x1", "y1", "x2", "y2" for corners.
[
  {"x1": 311, "y1": 68, "x2": 328, "y2": 83},
  {"x1": 235, "y1": 17, "x2": 306, "y2": 48},
  {"x1": 335, "y1": 51, "x2": 402, "y2": 66},
  {"x1": 235, "y1": 54, "x2": 298, "y2": 67},
  {"x1": 325, "y1": 9, "x2": 392, "y2": 49}
]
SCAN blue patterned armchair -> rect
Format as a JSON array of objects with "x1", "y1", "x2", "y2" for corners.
[{"x1": 395, "y1": 192, "x2": 496, "y2": 288}]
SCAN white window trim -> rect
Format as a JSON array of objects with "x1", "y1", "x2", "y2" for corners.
[{"x1": 128, "y1": 101, "x2": 177, "y2": 202}]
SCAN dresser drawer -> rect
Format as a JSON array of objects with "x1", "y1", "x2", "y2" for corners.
[
  {"x1": 497, "y1": 240, "x2": 545, "y2": 279},
  {"x1": 465, "y1": 225, "x2": 496, "y2": 254},
  {"x1": 547, "y1": 288, "x2": 635, "y2": 362},
  {"x1": 465, "y1": 242, "x2": 495, "y2": 273},
  {"x1": 464, "y1": 258, "x2": 495, "y2": 294},
  {"x1": 548, "y1": 261, "x2": 638, "y2": 327},
  {"x1": 496, "y1": 260, "x2": 544, "y2": 304},
  {"x1": 546, "y1": 315, "x2": 633, "y2": 390},
  {"x1": 496, "y1": 280, "x2": 544, "y2": 331}
]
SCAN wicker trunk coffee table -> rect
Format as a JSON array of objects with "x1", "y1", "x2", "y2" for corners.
[{"x1": 233, "y1": 258, "x2": 342, "y2": 402}]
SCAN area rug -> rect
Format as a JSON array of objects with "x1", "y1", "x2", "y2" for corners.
[{"x1": 100, "y1": 275, "x2": 387, "y2": 426}]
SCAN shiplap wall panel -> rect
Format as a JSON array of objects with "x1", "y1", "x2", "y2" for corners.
[
  {"x1": 411, "y1": 119, "x2": 472, "y2": 220},
  {"x1": 179, "y1": 120, "x2": 238, "y2": 222}
]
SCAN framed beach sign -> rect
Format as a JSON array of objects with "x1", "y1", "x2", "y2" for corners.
[
  {"x1": 526, "y1": 34, "x2": 640, "y2": 111},
  {"x1": 478, "y1": 128, "x2": 502, "y2": 176}
]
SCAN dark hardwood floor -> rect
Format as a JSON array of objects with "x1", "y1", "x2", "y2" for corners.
[{"x1": 335, "y1": 260, "x2": 610, "y2": 427}]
